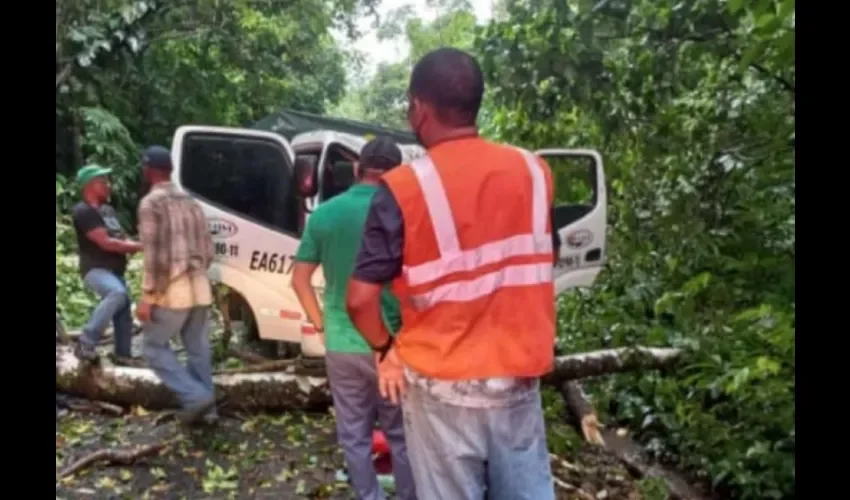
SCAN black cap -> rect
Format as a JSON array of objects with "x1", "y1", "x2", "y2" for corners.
[
  {"x1": 142, "y1": 145, "x2": 173, "y2": 170},
  {"x1": 360, "y1": 137, "x2": 402, "y2": 171}
]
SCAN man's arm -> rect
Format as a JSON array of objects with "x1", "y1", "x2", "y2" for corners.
[
  {"x1": 346, "y1": 184, "x2": 405, "y2": 348},
  {"x1": 291, "y1": 217, "x2": 324, "y2": 329},
  {"x1": 73, "y1": 205, "x2": 141, "y2": 254},
  {"x1": 137, "y1": 198, "x2": 162, "y2": 300}
]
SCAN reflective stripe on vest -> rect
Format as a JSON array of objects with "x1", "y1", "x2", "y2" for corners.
[{"x1": 403, "y1": 150, "x2": 553, "y2": 310}]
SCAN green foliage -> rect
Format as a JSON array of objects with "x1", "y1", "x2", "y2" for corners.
[
  {"x1": 638, "y1": 476, "x2": 670, "y2": 500},
  {"x1": 478, "y1": 0, "x2": 794, "y2": 497},
  {"x1": 56, "y1": 0, "x2": 377, "y2": 191},
  {"x1": 55, "y1": 0, "x2": 796, "y2": 497},
  {"x1": 331, "y1": 2, "x2": 480, "y2": 127}
]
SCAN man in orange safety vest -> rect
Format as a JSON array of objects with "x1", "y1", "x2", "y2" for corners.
[{"x1": 346, "y1": 47, "x2": 561, "y2": 500}]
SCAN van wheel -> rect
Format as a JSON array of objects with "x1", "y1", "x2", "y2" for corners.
[{"x1": 236, "y1": 301, "x2": 280, "y2": 359}]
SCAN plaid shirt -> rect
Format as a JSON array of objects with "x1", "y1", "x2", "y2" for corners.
[{"x1": 138, "y1": 182, "x2": 213, "y2": 308}]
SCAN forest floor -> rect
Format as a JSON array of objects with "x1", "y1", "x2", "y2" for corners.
[{"x1": 55, "y1": 403, "x2": 645, "y2": 500}]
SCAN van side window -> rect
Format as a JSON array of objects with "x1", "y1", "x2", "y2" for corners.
[
  {"x1": 320, "y1": 146, "x2": 358, "y2": 201},
  {"x1": 180, "y1": 132, "x2": 299, "y2": 235}
]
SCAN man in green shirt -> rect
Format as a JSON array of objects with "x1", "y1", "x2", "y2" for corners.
[{"x1": 291, "y1": 137, "x2": 416, "y2": 500}]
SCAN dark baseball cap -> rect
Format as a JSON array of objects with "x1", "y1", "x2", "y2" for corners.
[
  {"x1": 142, "y1": 145, "x2": 173, "y2": 170},
  {"x1": 360, "y1": 137, "x2": 402, "y2": 171}
]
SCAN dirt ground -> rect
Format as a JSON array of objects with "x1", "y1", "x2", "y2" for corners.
[{"x1": 55, "y1": 403, "x2": 645, "y2": 500}]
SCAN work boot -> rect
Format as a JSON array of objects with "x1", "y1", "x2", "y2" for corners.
[
  {"x1": 108, "y1": 353, "x2": 146, "y2": 368},
  {"x1": 177, "y1": 397, "x2": 217, "y2": 426},
  {"x1": 73, "y1": 342, "x2": 100, "y2": 363}
]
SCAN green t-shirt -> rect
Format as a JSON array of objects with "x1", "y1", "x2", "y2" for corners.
[{"x1": 294, "y1": 184, "x2": 401, "y2": 354}]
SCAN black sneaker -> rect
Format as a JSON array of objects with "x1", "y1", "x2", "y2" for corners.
[
  {"x1": 109, "y1": 353, "x2": 146, "y2": 367},
  {"x1": 73, "y1": 342, "x2": 100, "y2": 363},
  {"x1": 177, "y1": 397, "x2": 217, "y2": 425}
]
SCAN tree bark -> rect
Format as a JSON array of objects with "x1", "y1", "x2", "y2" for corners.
[
  {"x1": 56, "y1": 345, "x2": 331, "y2": 412},
  {"x1": 543, "y1": 346, "x2": 682, "y2": 385},
  {"x1": 56, "y1": 345, "x2": 682, "y2": 411}
]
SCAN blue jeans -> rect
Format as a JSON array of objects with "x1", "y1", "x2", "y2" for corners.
[
  {"x1": 326, "y1": 352, "x2": 417, "y2": 500},
  {"x1": 143, "y1": 306, "x2": 215, "y2": 411},
  {"x1": 80, "y1": 269, "x2": 133, "y2": 358},
  {"x1": 401, "y1": 383, "x2": 555, "y2": 500}
]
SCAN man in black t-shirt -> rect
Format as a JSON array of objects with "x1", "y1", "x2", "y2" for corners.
[{"x1": 71, "y1": 165, "x2": 143, "y2": 364}]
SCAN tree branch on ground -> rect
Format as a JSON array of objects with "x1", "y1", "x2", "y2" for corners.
[{"x1": 57, "y1": 440, "x2": 173, "y2": 479}]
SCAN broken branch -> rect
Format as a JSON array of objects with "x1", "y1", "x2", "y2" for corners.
[
  {"x1": 544, "y1": 347, "x2": 682, "y2": 385},
  {"x1": 57, "y1": 441, "x2": 171, "y2": 479}
]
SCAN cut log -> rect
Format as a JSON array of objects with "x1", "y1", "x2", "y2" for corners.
[
  {"x1": 560, "y1": 382, "x2": 606, "y2": 446},
  {"x1": 56, "y1": 345, "x2": 681, "y2": 411},
  {"x1": 56, "y1": 345, "x2": 331, "y2": 412}
]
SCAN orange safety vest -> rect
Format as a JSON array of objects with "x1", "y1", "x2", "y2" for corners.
[{"x1": 382, "y1": 138, "x2": 556, "y2": 380}]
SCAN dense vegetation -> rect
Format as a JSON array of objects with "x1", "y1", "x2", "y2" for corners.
[{"x1": 56, "y1": 0, "x2": 794, "y2": 498}]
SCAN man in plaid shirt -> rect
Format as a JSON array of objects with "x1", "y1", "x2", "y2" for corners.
[{"x1": 136, "y1": 146, "x2": 217, "y2": 425}]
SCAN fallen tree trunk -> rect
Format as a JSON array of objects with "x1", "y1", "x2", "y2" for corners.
[
  {"x1": 56, "y1": 345, "x2": 332, "y2": 412},
  {"x1": 57, "y1": 345, "x2": 681, "y2": 411}
]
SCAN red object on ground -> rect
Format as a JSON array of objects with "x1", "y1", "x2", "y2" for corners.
[
  {"x1": 372, "y1": 429, "x2": 392, "y2": 474},
  {"x1": 372, "y1": 429, "x2": 390, "y2": 455}
]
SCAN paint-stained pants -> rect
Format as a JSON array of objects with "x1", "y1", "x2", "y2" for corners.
[
  {"x1": 326, "y1": 352, "x2": 416, "y2": 500},
  {"x1": 80, "y1": 269, "x2": 134, "y2": 358},
  {"x1": 143, "y1": 306, "x2": 215, "y2": 411},
  {"x1": 401, "y1": 382, "x2": 555, "y2": 500}
]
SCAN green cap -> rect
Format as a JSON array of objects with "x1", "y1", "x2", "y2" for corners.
[{"x1": 76, "y1": 164, "x2": 112, "y2": 186}]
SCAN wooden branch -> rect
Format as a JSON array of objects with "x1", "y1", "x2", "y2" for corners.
[
  {"x1": 62, "y1": 398, "x2": 125, "y2": 416},
  {"x1": 560, "y1": 382, "x2": 606, "y2": 446},
  {"x1": 556, "y1": 378, "x2": 708, "y2": 500},
  {"x1": 58, "y1": 441, "x2": 171, "y2": 479},
  {"x1": 544, "y1": 347, "x2": 682, "y2": 385}
]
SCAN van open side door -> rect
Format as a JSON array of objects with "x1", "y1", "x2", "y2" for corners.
[{"x1": 535, "y1": 149, "x2": 608, "y2": 295}]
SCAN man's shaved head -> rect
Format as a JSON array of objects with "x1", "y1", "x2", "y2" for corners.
[{"x1": 408, "y1": 47, "x2": 485, "y2": 127}]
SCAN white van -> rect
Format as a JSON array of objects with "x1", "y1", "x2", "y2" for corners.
[{"x1": 169, "y1": 124, "x2": 607, "y2": 358}]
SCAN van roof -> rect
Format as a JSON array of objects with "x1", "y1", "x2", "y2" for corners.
[{"x1": 252, "y1": 108, "x2": 418, "y2": 145}]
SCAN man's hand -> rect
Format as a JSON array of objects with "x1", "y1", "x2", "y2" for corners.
[
  {"x1": 376, "y1": 346, "x2": 406, "y2": 405},
  {"x1": 129, "y1": 241, "x2": 143, "y2": 254},
  {"x1": 135, "y1": 300, "x2": 153, "y2": 323}
]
